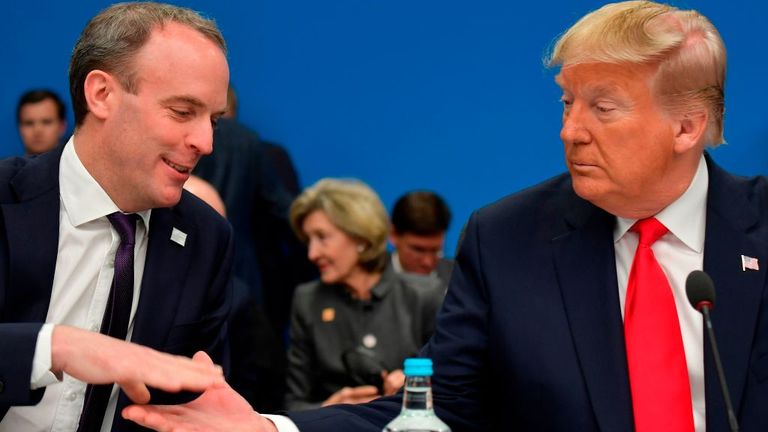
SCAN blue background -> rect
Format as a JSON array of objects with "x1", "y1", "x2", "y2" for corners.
[{"x1": 3, "y1": 1, "x2": 766, "y2": 254}]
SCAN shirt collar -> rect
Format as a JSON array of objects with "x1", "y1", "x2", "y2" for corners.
[
  {"x1": 390, "y1": 249, "x2": 438, "y2": 278},
  {"x1": 391, "y1": 251, "x2": 404, "y2": 273},
  {"x1": 59, "y1": 136, "x2": 151, "y2": 229},
  {"x1": 613, "y1": 155, "x2": 708, "y2": 253}
]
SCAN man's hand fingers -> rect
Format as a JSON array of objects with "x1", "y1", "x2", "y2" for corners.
[
  {"x1": 121, "y1": 381, "x2": 151, "y2": 404},
  {"x1": 122, "y1": 406, "x2": 173, "y2": 431},
  {"x1": 192, "y1": 350, "x2": 213, "y2": 364},
  {"x1": 349, "y1": 385, "x2": 379, "y2": 397}
]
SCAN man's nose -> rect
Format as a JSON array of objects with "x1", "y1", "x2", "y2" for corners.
[
  {"x1": 187, "y1": 120, "x2": 215, "y2": 155},
  {"x1": 560, "y1": 107, "x2": 592, "y2": 145}
]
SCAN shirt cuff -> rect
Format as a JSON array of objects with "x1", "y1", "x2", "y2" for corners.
[
  {"x1": 31, "y1": 323, "x2": 61, "y2": 389},
  {"x1": 262, "y1": 414, "x2": 300, "y2": 432}
]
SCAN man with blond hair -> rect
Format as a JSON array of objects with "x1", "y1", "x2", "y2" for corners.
[
  {"x1": 0, "y1": 2, "x2": 245, "y2": 431},
  {"x1": 124, "y1": 2, "x2": 768, "y2": 431}
]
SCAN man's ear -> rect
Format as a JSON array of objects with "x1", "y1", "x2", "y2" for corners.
[
  {"x1": 83, "y1": 70, "x2": 118, "y2": 121},
  {"x1": 673, "y1": 109, "x2": 708, "y2": 154}
]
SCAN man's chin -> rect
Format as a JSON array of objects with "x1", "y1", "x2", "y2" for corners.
[
  {"x1": 571, "y1": 179, "x2": 607, "y2": 204},
  {"x1": 155, "y1": 189, "x2": 184, "y2": 209}
]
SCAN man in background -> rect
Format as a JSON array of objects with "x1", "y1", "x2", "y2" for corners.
[
  {"x1": 184, "y1": 175, "x2": 288, "y2": 414},
  {"x1": 16, "y1": 89, "x2": 67, "y2": 155},
  {"x1": 196, "y1": 85, "x2": 315, "y2": 343},
  {"x1": 389, "y1": 190, "x2": 452, "y2": 284}
]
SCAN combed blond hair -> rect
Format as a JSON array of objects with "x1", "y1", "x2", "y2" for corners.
[
  {"x1": 290, "y1": 178, "x2": 389, "y2": 273},
  {"x1": 547, "y1": 1, "x2": 726, "y2": 146}
]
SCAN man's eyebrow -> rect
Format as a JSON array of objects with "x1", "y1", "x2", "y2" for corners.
[
  {"x1": 553, "y1": 76, "x2": 626, "y2": 98},
  {"x1": 161, "y1": 95, "x2": 205, "y2": 108},
  {"x1": 589, "y1": 82, "x2": 624, "y2": 96}
]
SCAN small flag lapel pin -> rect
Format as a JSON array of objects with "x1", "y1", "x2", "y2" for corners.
[
  {"x1": 741, "y1": 255, "x2": 759, "y2": 272},
  {"x1": 171, "y1": 228, "x2": 187, "y2": 247}
]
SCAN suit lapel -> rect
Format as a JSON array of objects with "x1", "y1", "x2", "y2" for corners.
[
  {"x1": 551, "y1": 194, "x2": 635, "y2": 431},
  {"x1": 702, "y1": 157, "x2": 765, "y2": 430},
  {"x1": 1, "y1": 149, "x2": 63, "y2": 322},
  {"x1": 130, "y1": 206, "x2": 194, "y2": 349}
]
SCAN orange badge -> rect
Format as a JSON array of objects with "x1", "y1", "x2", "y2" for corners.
[{"x1": 322, "y1": 307, "x2": 335, "y2": 322}]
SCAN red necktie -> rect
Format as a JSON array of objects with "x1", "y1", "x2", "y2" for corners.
[{"x1": 624, "y1": 218, "x2": 694, "y2": 432}]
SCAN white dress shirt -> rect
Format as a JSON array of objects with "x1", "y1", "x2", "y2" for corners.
[
  {"x1": 0, "y1": 137, "x2": 151, "y2": 432},
  {"x1": 614, "y1": 155, "x2": 708, "y2": 432},
  {"x1": 391, "y1": 251, "x2": 439, "y2": 278}
]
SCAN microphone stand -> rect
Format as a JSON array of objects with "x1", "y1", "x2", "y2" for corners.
[{"x1": 699, "y1": 303, "x2": 739, "y2": 432}]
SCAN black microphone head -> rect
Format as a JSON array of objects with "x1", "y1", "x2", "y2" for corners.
[{"x1": 686, "y1": 270, "x2": 716, "y2": 312}]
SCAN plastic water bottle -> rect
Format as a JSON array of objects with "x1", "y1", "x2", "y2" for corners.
[{"x1": 382, "y1": 358, "x2": 451, "y2": 432}]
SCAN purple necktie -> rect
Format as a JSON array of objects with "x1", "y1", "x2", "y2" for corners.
[{"x1": 77, "y1": 212, "x2": 139, "y2": 432}]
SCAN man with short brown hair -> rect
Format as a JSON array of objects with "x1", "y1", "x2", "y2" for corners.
[
  {"x1": 0, "y1": 3, "x2": 239, "y2": 431},
  {"x1": 16, "y1": 89, "x2": 67, "y2": 155}
]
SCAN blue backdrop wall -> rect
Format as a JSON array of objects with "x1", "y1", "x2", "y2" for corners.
[{"x1": 2, "y1": 1, "x2": 766, "y2": 253}]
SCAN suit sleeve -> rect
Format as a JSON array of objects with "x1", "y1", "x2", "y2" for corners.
[
  {"x1": 420, "y1": 210, "x2": 492, "y2": 431},
  {"x1": 0, "y1": 323, "x2": 46, "y2": 407},
  {"x1": 288, "y1": 211, "x2": 492, "y2": 432}
]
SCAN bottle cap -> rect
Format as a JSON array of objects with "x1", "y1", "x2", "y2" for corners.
[{"x1": 403, "y1": 358, "x2": 433, "y2": 377}]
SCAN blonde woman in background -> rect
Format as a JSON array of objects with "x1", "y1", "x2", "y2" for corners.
[{"x1": 285, "y1": 178, "x2": 443, "y2": 410}]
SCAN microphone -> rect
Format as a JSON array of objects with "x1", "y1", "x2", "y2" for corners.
[{"x1": 685, "y1": 270, "x2": 740, "y2": 432}]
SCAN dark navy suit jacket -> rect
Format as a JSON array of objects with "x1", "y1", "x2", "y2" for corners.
[
  {"x1": 288, "y1": 155, "x2": 768, "y2": 431},
  {"x1": 0, "y1": 144, "x2": 234, "y2": 431}
]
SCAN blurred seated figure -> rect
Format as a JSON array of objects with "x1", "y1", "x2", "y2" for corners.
[
  {"x1": 196, "y1": 85, "x2": 315, "y2": 340},
  {"x1": 184, "y1": 175, "x2": 288, "y2": 412},
  {"x1": 222, "y1": 84, "x2": 301, "y2": 195},
  {"x1": 389, "y1": 190, "x2": 453, "y2": 285},
  {"x1": 16, "y1": 89, "x2": 67, "y2": 155},
  {"x1": 285, "y1": 179, "x2": 443, "y2": 410}
]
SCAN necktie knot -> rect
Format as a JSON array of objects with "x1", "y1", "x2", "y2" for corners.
[
  {"x1": 107, "y1": 212, "x2": 139, "y2": 246},
  {"x1": 631, "y1": 217, "x2": 668, "y2": 247}
]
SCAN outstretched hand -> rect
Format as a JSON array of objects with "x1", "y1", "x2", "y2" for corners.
[
  {"x1": 51, "y1": 325, "x2": 225, "y2": 404},
  {"x1": 122, "y1": 351, "x2": 275, "y2": 432}
]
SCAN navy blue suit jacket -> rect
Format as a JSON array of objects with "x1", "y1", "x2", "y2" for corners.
[
  {"x1": 0, "y1": 144, "x2": 234, "y2": 430},
  {"x1": 289, "y1": 155, "x2": 768, "y2": 431}
]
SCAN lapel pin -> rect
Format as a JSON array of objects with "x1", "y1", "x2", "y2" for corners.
[
  {"x1": 741, "y1": 255, "x2": 759, "y2": 272},
  {"x1": 170, "y1": 228, "x2": 187, "y2": 247},
  {"x1": 322, "y1": 307, "x2": 335, "y2": 322}
]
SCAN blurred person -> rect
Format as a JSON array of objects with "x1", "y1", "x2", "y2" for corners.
[
  {"x1": 218, "y1": 84, "x2": 301, "y2": 194},
  {"x1": 183, "y1": 174, "x2": 227, "y2": 216},
  {"x1": 16, "y1": 89, "x2": 68, "y2": 155},
  {"x1": 184, "y1": 175, "x2": 288, "y2": 413},
  {"x1": 284, "y1": 179, "x2": 443, "y2": 410},
  {"x1": 124, "y1": 2, "x2": 768, "y2": 432},
  {"x1": 0, "y1": 3, "x2": 237, "y2": 431},
  {"x1": 389, "y1": 190, "x2": 452, "y2": 283},
  {"x1": 196, "y1": 102, "x2": 315, "y2": 344}
]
